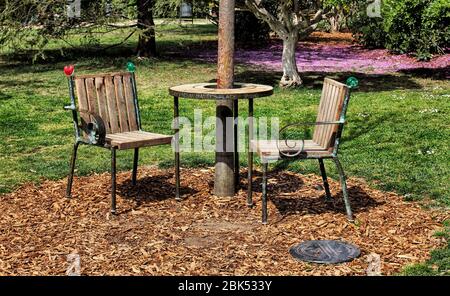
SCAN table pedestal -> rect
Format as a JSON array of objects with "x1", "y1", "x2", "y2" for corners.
[{"x1": 169, "y1": 83, "x2": 273, "y2": 197}]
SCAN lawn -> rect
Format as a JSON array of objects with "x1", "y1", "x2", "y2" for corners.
[{"x1": 0, "y1": 22, "x2": 448, "y2": 274}]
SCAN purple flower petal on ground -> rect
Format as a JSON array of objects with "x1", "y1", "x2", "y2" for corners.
[{"x1": 187, "y1": 41, "x2": 449, "y2": 75}]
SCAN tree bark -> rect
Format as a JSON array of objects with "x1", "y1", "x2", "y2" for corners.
[
  {"x1": 329, "y1": 6, "x2": 346, "y2": 33},
  {"x1": 137, "y1": 0, "x2": 156, "y2": 57},
  {"x1": 215, "y1": 0, "x2": 235, "y2": 197},
  {"x1": 280, "y1": 33, "x2": 302, "y2": 88}
]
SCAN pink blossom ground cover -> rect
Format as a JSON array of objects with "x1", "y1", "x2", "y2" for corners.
[{"x1": 191, "y1": 42, "x2": 449, "y2": 75}]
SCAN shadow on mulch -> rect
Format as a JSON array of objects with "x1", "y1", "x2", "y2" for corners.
[
  {"x1": 118, "y1": 173, "x2": 197, "y2": 206},
  {"x1": 249, "y1": 170, "x2": 382, "y2": 218},
  {"x1": 248, "y1": 170, "x2": 305, "y2": 194},
  {"x1": 271, "y1": 187, "x2": 382, "y2": 217}
]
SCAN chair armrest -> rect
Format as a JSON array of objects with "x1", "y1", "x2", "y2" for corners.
[
  {"x1": 78, "y1": 110, "x2": 106, "y2": 146},
  {"x1": 277, "y1": 121, "x2": 345, "y2": 158},
  {"x1": 64, "y1": 104, "x2": 76, "y2": 111},
  {"x1": 280, "y1": 120, "x2": 345, "y2": 133}
]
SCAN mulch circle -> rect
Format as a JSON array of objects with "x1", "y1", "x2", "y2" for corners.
[{"x1": 0, "y1": 166, "x2": 447, "y2": 275}]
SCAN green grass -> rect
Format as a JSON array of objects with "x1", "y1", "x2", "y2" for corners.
[
  {"x1": 0, "y1": 23, "x2": 448, "y2": 207},
  {"x1": 401, "y1": 220, "x2": 450, "y2": 275}
]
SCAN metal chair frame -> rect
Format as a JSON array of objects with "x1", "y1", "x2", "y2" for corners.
[
  {"x1": 64, "y1": 65, "x2": 179, "y2": 214},
  {"x1": 248, "y1": 78, "x2": 355, "y2": 224}
]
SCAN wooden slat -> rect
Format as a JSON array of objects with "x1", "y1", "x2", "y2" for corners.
[
  {"x1": 318, "y1": 84, "x2": 331, "y2": 147},
  {"x1": 108, "y1": 132, "x2": 165, "y2": 143},
  {"x1": 104, "y1": 76, "x2": 120, "y2": 133},
  {"x1": 320, "y1": 82, "x2": 333, "y2": 145},
  {"x1": 328, "y1": 86, "x2": 348, "y2": 149},
  {"x1": 251, "y1": 140, "x2": 332, "y2": 161},
  {"x1": 120, "y1": 131, "x2": 161, "y2": 139},
  {"x1": 312, "y1": 79, "x2": 349, "y2": 149},
  {"x1": 95, "y1": 77, "x2": 111, "y2": 133},
  {"x1": 123, "y1": 76, "x2": 138, "y2": 131},
  {"x1": 74, "y1": 78, "x2": 90, "y2": 125},
  {"x1": 322, "y1": 84, "x2": 338, "y2": 147},
  {"x1": 312, "y1": 85, "x2": 326, "y2": 142},
  {"x1": 75, "y1": 72, "x2": 132, "y2": 79},
  {"x1": 324, "y1": 77, "x2": 347, "y2": 88},
  {"x1": 85, "y1": 78, "x2": 98, "y2": 117},
  {"x1": 113, "y1": 75, "x2": 130, "y2": 132},
  {"x1": 106, "y1": 131, "x2": 172, "y2": 149},
  {"x1": 314, "y1": 81, "x2": 332, "y2": 146}
]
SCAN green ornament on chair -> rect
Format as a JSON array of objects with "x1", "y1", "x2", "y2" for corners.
[
  {"x1": 127, "y1": 62, "x2": 136, "y2": 73},
  {"x1": 346, "y1": 76, "x2": 359, "y2": 89}
]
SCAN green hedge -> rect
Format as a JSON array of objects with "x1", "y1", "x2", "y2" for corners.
[{"x1": 349, "y1": 0, "x2": 449, "y2": 60}]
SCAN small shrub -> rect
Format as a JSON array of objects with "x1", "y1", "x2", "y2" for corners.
[
  {"x1": 348, "y1": 1, "x2": 386, "y2": 48},
  {"x1": 349, "y1": 0, "x2": 450, "y2": 59},
  {"x1": 384, "y1": 0, "x2": 429, "y2": 55},
  {"x1": 419, "y1": 0, "x2": 450, "y2": 58}
]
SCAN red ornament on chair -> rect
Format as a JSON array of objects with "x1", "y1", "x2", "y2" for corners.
[{"x1": 64, "y1": 65, "x2": 75, "y2": 76}]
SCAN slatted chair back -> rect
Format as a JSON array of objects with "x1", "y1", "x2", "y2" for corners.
[
  {"x1": 73, "y1": 72, "x2": 139, "y2": 134},
  {"x1": 313, "y1": 78, "x2": 350, "y2": 150}
]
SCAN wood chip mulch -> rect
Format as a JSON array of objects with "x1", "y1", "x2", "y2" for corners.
[{"x1": 0, "y1": 166, "x2": 447, "y2": 275}]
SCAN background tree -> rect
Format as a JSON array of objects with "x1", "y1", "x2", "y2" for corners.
[
  {"x1": 325, "y1": 1, "x2": 350, "y2": 32},
  {"x1": 137, "y1": 0, "x2": 156, "y2": 57},
  {"x1": 244, "y1": 0, "x2": 334, "y2": 87},
  {"x1": 0, "y1": 0, "x2": 158, "y2": 58}
]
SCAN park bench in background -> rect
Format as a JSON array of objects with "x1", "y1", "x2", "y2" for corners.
[
  {"x1": 249, "y1": 78, "x2": 358, "y2": 224},
  {"x1": 63, "y1": 63, "x2": 179, "y2": 214}
]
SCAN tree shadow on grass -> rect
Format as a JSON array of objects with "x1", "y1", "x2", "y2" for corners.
[
  {"x1": 399, "y1": 66, "x2": 449, "y2": 80},
  {"x1": 0, "y1": 79, "x2": 52, "y2": 98},
  {"x1": 234, "y1": 69, "x2": 433, "y2": 92},
  {"x1": 0, "y1": 90, "x2": 13, "y2": 100}
]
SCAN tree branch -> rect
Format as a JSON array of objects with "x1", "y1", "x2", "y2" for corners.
[{"x1": 245, "y1": 0, "x2": 288, "y2": 37}]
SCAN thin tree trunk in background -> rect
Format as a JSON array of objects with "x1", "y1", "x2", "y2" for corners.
[
  {"x1": 329, "y1": 6, "x2": 345, "y2": 33},
  {"x1": 137, "y1": 0, "x2": 156, "y2": 57},
  {"x1": 280, "y1": 32, "x2": 302, "y2": 88}
]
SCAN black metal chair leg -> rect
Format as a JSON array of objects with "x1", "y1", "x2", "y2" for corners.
[
  {"x1": 174, "y1": 96, "x2": 181, "y2": 201},
  {"x1": 318, "y1": 159, "x2": 332, "y2": 201},
  {"x1": 262, "y1": 162, "x2": 268, "y2": 224},
  {"x1": 132, "y1": 148, "x2": 139, "y2": 186},
  {"x1": 247, "y1": 98, "x2": 254, "y2": 207},
  {"x1": 111, "y1": 147, "x2": 117, "y2": 215},
  {"x1": 333, "y1": 157, "x2": 353, "y2": 222},
  {"x1": 233, "y1": 99, "x2": 239, "y2": 192},
  {"x1": 247, "y1": 153, "x2": 253, "y2": 207},
  {"x1": 175, "y1": 152, "x2": 180, "y2": 201},
  {"x1": 66, "y1": 141, "x2": 80, "y2": 198}
]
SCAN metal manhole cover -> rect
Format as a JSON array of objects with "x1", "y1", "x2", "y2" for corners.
[{"x1": 290, "y1": 240, "x2": 360, "y2": 264}]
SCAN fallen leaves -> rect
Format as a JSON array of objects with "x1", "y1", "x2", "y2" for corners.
[{"x1": 0, "y1": 167, "x2": 447, "y2": 275}]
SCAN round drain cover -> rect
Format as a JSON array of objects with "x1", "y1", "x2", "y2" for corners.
[{"x1": 290, "y1": 240, "x2": 360, "y2": 264}]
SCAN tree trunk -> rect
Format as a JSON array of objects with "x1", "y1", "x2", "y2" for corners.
[
  {"x1": 329, "y1": 6, "x2": 346, "y2": 33},
  {"x1": 280, "y1": 33, "x2": 302, "y2": 88},
  {"x1": 137, "y1": 0, "x2": 156, "y2": 57},
  {"x1": 329, "y1": 15, "x2": 339, "y2": 33},
  {"x1": 215, "y1": 0, "x2": 235, "y2": 197}
]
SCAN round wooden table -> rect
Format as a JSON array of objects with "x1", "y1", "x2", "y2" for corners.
[{"x1": 169, "y1": 83, "x2": 273, "y2": 199}]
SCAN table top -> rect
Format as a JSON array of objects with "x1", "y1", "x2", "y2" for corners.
[{"x1": 169, "y1": 83, "x2": 273, "y2": 100}]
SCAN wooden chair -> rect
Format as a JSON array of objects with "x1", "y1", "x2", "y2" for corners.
[
  {"x1": 63, "y1": 63, "x2": 179, "y2": 214},
  {"x1": 248, "y1": 78, "x2": 358, "y2": 224}
]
